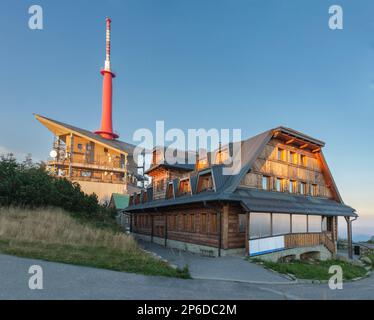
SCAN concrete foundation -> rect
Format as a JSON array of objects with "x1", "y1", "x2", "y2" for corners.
[
  {"x1": 132, "y1": 232, "x2": 245, "y2": 257},
  {"x1": 254, "y1": 245, "x2": 332, "y2": 262}
]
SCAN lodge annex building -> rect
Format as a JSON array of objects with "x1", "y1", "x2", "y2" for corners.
[{"x1": 125, "y1": 126, "x2": 357, "y2": 261}]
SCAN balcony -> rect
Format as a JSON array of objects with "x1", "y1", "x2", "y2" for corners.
[{"x1": 48, "y1": 157, "x2": 127, "y2": 173}]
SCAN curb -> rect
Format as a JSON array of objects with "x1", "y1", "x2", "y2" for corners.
[{"x1": 191, "y1": 276, "x2": 298, "y2": 285}]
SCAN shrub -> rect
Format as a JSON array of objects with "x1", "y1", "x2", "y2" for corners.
[{"x1": 0, "y1": 154, "x2": 115, "y2": 223}]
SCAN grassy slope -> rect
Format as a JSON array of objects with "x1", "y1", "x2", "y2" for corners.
[
  {"x1": 0, "y1": 207, "x2": 190, "y2": 278},
  {"x1": 253, "y1": 259, "x2": 367, "y2": 281}
]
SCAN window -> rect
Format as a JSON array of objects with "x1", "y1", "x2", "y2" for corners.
[
  {"x1": 300, "y1": 154, "x2": 307, "y2": 166},
  {"x1": 179, "y1": 179, "x2": 191, "y2": 195},
  {"x1": 311, "y1": 184, "x2": 318, "y2": 197},
  {"x1": 292, "y1": 215, "x2": 307, "y2": 233},
  {"x1": 166, "y1": 183, "x2": 174, "y2": 199},
  {"x1": 290, "y1": 151, "x2": 298, "y2": 164},
  {"x1": 289, "y1": 180, "x2": 297, "y2": 193},
  {"x1": 272, "y1": 213, "x2": 291, "y2": 235},
  {"x1": 209, "y1": 213, "x2": 218, "y2": 234},
  {"x1": 308, "y1": 215, "x2": 322, "y2": 233},
  {"x1": 104, "y1": 148, "x2": 108, "y2": 153},
  {"x1": 262, "y1": 176, "x2": 270, "y2": 190},
  {"x1": 275, "y1": 178, "x2": 284, "y2": 192},
  {"x1": 249, "y1": 212, "x2": 271, "y2": 239},
  {"x1": 197, "y1": 173, "x2": 214, "y2": 192},
  {"x1": 77, "y1": 143, "x2": 83, "y2": 150},
  {"x1": 278, "y1": 148, "x2": 286, "y2": 161},
  {"x1": 300, "y1": 182, "x2": 307, "y2": 195}
]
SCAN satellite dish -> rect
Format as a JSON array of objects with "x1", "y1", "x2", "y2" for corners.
[{"x1": 50, "y1": 150, "x2": 58, "y2": 158}]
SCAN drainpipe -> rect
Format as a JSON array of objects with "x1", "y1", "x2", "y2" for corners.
[
  {"x1": 203, "y1": 201, "x2": 222, "y2": 257},
  {"x1": 346, "y1": 216, "x2": 358, "y2": 259}
]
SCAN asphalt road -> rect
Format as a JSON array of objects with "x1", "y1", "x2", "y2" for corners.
[{"x1": 1, "y1": 254, "x2": 373, "y2": 300}]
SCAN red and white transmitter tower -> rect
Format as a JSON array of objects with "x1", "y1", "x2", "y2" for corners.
[{"x1": 94, "y1": 17, "x2": 119, "y2": 140}]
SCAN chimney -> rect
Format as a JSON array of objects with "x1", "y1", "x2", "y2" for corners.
[{"x1": 94, "y1": 17, "x2": 119, "y2": 140}]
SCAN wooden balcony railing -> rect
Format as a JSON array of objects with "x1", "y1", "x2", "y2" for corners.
[{"x1": 284, "y1": 232, "x2": 335, "y2": 254}]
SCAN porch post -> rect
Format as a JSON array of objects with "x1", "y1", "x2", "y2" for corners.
[
  {"x1": 164, "y1": 214, "x2": 168, "y2": 247},
  {"x1": 345, "y1": 216, "x2": 353, "y2": 260},
  {"x1": 245, "y1": 212, "x2": 250, "y2": 256}
]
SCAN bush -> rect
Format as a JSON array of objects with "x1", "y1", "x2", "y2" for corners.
[{"x1": 0, "y1": 154, "x2": 115, "y2": 222}]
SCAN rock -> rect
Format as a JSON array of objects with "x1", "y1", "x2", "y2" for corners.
[
  {"x1": 352, "y1": 260, "x2": 365, "y2": 267},
  {"x1": 360, "y1": 256, "x2": 372, "y2": 265},
  {"x1": 336, "y1": 254, "x2": 349, "y2": 262}
]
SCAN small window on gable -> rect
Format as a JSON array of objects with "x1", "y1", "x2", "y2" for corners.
[
  {"x1": 311, "y1": 184, "x2": 318, "y2": 197},
  {"x1": 301, "y1": 154, "x2": 307, "y2": 166},
  {"x1": 178, "y1": 179, "x2": 191, "y2": 196},
  {"x1": 275, "y1": 178, "x2": 284, "y2": 192},
  {"x1": 289, "y1": 180, "x2": 297, "y2": 193},
  {"x1": 278, "y1": 148, "x2": 286, "y2": 161},
  {"x1": 197, "y1": 172, "x2": 214, "y2": 192},
  {"x1": 262, "y1": 176, "x2": 270, "y2": 190},
  {"x1": 300, "y1": 182, "x2": 307, "y2": 195},
  {"x1": 166, "y1": 182, "x2": 174, "y2": 199},
  {"x1": 290, "y1": 151, "x2": 298, "y2": 164}
]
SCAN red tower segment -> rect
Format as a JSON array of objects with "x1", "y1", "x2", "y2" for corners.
[{"x1": 94, "y1": 17, "x2": 119, "y2": 140}]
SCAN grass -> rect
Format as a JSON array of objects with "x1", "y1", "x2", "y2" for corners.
[
  {"x1": 250, "y1": 258, "x2": 368, "y2": 281},
  {"x1": 0, "y1": 207, "x2": 190, "y2": 278}
]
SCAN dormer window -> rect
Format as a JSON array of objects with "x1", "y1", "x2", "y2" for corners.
[
  {"x1": 197, "y1": 172, "x2": 214, "y2": 192},
  {"x1": 166, "y1": 182, "x2": 174, "y2": 199},
  {"x1": 178, "y1": 179, "x2": 191, "y2": 196}
]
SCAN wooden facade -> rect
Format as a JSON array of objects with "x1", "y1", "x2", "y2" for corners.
[{"x1": 126, "y1": 127, "x2": 356, "y2": 259}]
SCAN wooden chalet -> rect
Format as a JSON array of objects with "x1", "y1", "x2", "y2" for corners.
[{"x1": 125, "y1": 127, "x2": 357, "y2": 261}]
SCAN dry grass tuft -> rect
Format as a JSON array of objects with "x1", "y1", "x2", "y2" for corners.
[{"x1": 0, "y1": 206, "x2": 138, "y2": 251}]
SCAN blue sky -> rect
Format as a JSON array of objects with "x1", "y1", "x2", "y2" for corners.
[{"x1": 1, "y1": 1, "x2": 373, "y2": 239}]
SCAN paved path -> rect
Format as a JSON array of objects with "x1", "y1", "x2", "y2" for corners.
[
  {"x1": 1, "y1": 254, "x2": 374, "y2": 300},
  {"x1": 138, "y1": 240, "x2": 292, "y2": 284}
]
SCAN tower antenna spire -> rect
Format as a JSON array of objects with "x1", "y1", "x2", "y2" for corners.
[{"x1": 94, "y1": 17, "x2": 119, "y2": 140}]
